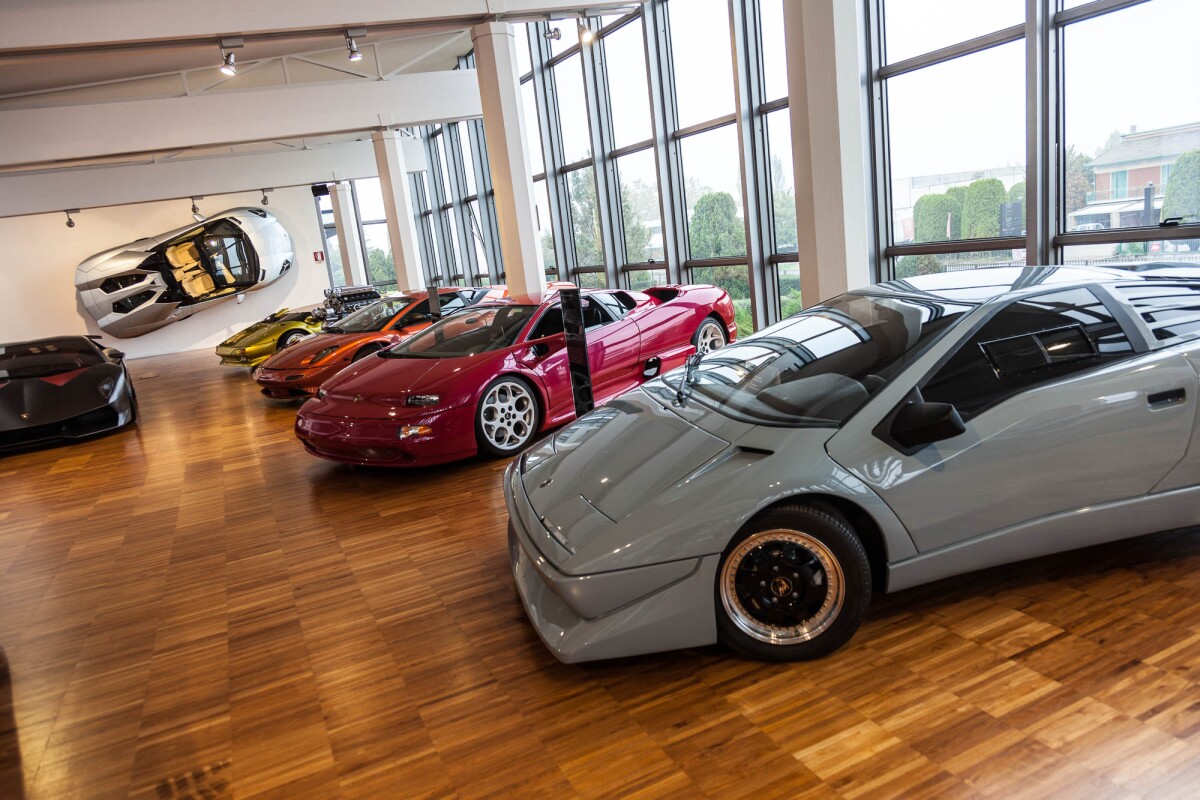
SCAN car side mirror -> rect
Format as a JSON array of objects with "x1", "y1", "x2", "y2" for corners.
[
  {"x1": 530, "y1": 341, "x2": 551, "y2": 358},
  {"x1": 889, "y1": 400, "x2": 965, "y2": 449},
  {"x1": 105, "y1": 348, "x2": 126, "y2": 362}
]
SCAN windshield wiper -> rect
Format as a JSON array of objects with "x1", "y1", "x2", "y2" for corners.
[{"x1": 676, "y1": 352, "x2": 703, "y2": 407}]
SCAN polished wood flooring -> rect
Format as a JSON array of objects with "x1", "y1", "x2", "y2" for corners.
[{"x1": 3, "y1": 349, "x2": 1200, "y2": 799}]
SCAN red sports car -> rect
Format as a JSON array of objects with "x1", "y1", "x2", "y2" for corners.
[
  {"x1": 294, "y1": 285, "x2": 736, "y2": 467},
  {"x1": 253, "y1": 287, "x2": 490, "y2": 398}
]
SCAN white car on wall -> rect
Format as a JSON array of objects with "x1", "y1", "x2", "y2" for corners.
[{"x1": 75, "y1": 207, "x2": 294, "y2": 338}]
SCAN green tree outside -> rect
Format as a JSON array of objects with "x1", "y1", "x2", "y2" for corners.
[
  {"x1": 366, "y1": 247, "x2": 396, "y2": 287},
  {"x1": 961, "y1": 178, "x2": 1007, "y2": 239},
  {"x1": 1163, "y1": 149, "x2": 1200, "y2": 225},
  {"x1": 914, "y1": 193, "x2": 958, "y2": 242}
]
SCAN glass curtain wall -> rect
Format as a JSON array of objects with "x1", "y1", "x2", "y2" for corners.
[
  {"x1": 513, "y1": 0, "x2": 795, "y2": 333},
  {"x1": 420, "y1": 111, "x2": 505, "y2": 288},
  {"x1": 872, "y1": 0, "x2": 1200, "y2": 278}
]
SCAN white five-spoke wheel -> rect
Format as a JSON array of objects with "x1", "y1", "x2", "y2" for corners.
[
  {"x1": 693, "y1": 318, "x2": 727, "y2": 355},
  {"x1": 476, "y1": 377, "x2": 540, "y2": 457},
  {"x1": 716, "y1": 504, "x2": 871, "y2": 661}
]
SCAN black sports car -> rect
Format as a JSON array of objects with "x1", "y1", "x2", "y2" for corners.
[{"x1": 0, "y1": 336, "x2": 137, "y2": 452}]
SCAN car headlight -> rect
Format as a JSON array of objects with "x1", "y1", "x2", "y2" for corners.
[
  {"x1": 307, "y1": 346, "x2": 338, "y2": 365},
  {"x1": 97, "y1": 376, "x2": 119, "y2": 398},
  {"x1": 406, "y1": 394, "x2": 440, "y2": 407},
  {"x1": 317, "y1": 388, "x2": 328, "y2": 399},
  {"x1": 231, "y1": 348, "x2": 246, "y2": 356}
]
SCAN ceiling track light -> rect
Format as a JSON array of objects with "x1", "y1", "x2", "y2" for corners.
[
  {"x1": 543, "y1": 26, "x2": 561, "y2": 41},
  {"x1": 217, "y1": 37, "x2": 244, "y2": 77},
  {"x1": 64, "y1": 209, "x2": 79, "y2": 229},
  {"x1": 190, "y1": 197, "x2": 206, "y2": 223},
  {"x1": 345, "y1": 28, "x2": 367, "y2": 62},
  {"x1": 578, "y1": 14, "x2": 596, "y2": 45},
  {"x1": 260, "y1": 188, "x2": 272, "y2": 205}
]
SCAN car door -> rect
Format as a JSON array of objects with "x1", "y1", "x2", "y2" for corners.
[
  {"x1": 581, "y1": 294, "x2": 643, "y2": 401},
  {"x1": 1115, "y1": 281, "x2": 1200, "y2": 493},
  {"x1": 828, "y1": 286, "x2": 1196, "y2": 553}
]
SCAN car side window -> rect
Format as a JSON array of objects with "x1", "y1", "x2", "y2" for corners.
[
  {"x1": 399, "y1": 299, "x2": 431, "y2": 325},
  {"x1": 922, "y1": 287, "x2": 1134, "y2": 420},
  {"x1": 581, "y1": 298, "x2": 615, "y2": 330},
  {"x1": 530, "y1": 305, "x2": 565, "y2": 339},
  {"x1": 594, "y1": 292, "x2": 629, "y2": 320},
  {"x1": 1114, "y1": 283, "x2": 1200, "y2": 345},
  {"x1": 437, "y1": 292, "x2": 467, "y2": 315}
]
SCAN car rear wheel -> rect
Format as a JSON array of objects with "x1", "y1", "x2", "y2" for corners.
[
  {"x1": 693, "y1": 317, "x2": 726, "y2": 354},
  {"x1": 716, "y1": 503, "x2": 870, "y2": 661},
  {"x1": 278, "y1": 329, "x2": 305, "y2": 349},
  {"x1": 476, "y1": 377, "x2": 540, "y2": 457}
]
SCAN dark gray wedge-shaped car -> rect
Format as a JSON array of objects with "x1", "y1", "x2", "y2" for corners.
[
  {"x1": 1, "y1": 336, "x2": 137, "y2": 452},
  {"x1": 506, "y1": 265, "x2": 1200, "y2": 662}
]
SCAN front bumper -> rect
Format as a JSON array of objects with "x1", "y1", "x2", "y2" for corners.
[
  {"x1": 254, "y1": 365, "x2": 338, "y2": 398},
  {"x1": 504, "y1": 460, "x2": 720, "y2": 663},
  {"x1": 215, "y1": 346, "x2": 271, "y2": 368},
  {"x1": 294, "y1": 404, "x2": 478, "y2": 467},
  {"x1": 0, "y1": 393, "x2": 135, "y2": 452}
]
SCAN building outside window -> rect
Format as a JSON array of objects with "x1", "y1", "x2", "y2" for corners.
[{"x1": 871, "y1": 0, "x2": 1200, "y2": 278}]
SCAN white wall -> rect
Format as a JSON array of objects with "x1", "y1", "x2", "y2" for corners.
[{"x1": 0, "y1": 186, "x2": 333, "y2": 359}]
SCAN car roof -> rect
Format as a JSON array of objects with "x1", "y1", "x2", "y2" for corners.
[
  {"x1": 0, "y1": 335, "x2": 103, "y2": 354},
  {"x1": 863, "y1": 264, "x2": 1200, "y2": 305}
]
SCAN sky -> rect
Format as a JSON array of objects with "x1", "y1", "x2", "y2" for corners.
[{"x1": 885, "y1": 0, "x2": 1200, "y2": 179}]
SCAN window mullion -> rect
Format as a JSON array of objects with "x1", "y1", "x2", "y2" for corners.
[
  {"x1": 642, "y1": 0, "x2": 686, "y2": 285},
  {"x1": 582, "y1": 16, "x2": 624, "y2": 289},
  {"x1": 728, "y1": 0, "x2": 773, "y2": 329},
  {"x1": 531, "y1": 22, "x2": 571, "y2": 280},
  {"x1": 445, "y1": 123, "x2": 478, "y2": 286}
]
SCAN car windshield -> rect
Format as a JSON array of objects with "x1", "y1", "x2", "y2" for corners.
[
  {"x1": 383, "y1": 305, "x2": 536, "y2": 358},
  {"x1": 662, "y1": 292, "x2": 973, "y2": 426},
  {"x1": 329, "y1": 297, "x2": 414, "y2": 333},
  {"x1": 0, "y1": 339, "x2": 103, "y2": 379}
]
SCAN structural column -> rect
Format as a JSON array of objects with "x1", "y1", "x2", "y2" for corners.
[
  {"x1": 371, "y1": 129, "x2": 425, "y2": 291},
  {"x1": 785, "y1": 0, "x2": 873, "y2": 305},
  {"x1": 471, "y1": 21, "x2": 545, "y2": 304},
  {"x1": 329, "y1": 181, "x2": 367, "y2": 286}
]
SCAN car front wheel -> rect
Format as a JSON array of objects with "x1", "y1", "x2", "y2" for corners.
[
  {"x1": 475, "y1": 377, "x2": 540, "y2": 457},
  {"x1": 693, "y1": 317, "x2": 726, "y2": 354},
  {"x1": 716, "y1": 503, "x2": 871, "y2": 661}
]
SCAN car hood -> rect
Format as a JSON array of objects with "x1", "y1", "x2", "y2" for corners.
[
  {"x1": 519, "y1": 389, "x2": 733, "y2": 560},
  {"x1": 0, "y1": 365, "x2": 121, "y2": 429},
  {"x1": 300, "y1": 350, "x2": 506, "y2": 420},
  {"x1": 515, "y1": 391, "x2": 847, "y2": 575},
  {"x1": 221, "y1": 320, "x2": 289, "y2": 349},
  {"x1": 261, "y1": 332, "x2": 357, "y2": 367}
]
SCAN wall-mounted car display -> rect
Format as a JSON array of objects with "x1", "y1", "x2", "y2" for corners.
[
  {"x1": 314, "y1": 284, "x2": 382, "y2": 324},
  {"x1": 75, "y1": 208, "x2": 294, "y2": 338},
  {"x1": 214, "y1": 307, "x2": 323, "y2": 368},
  {"x1": 1, "y1": 335, "x2": 137, "y2": 452},
  {"x1": 295, "y1": 284, "x2": 736, "y2": 467},
  {"x1": 505, "y1": 266, "x2": 1200, "y2": 663},
  {"x1": 254, "y1": 288, "x2": 491, "y2": 398}
]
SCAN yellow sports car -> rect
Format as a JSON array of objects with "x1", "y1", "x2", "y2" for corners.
[{"x1": 215, "y1": 307, "x2": 323, "y2": 367}]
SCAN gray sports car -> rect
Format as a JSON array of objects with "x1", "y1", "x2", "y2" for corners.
[
  {"x1": 506, "y1": 266, "x2": 1200, "y2": 662},
  {"x1": 0, "y1": 336, "x2": 137, "y2": 452}
]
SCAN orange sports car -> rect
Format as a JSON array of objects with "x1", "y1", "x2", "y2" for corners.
[{"x1": 253, "y1": 287, "x2": 490, "y2": 398}]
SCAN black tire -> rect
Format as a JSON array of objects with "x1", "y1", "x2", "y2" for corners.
[
  {"x1": 474, "y1": 377, "x2": 541, "y2": 458},
  {"x1": 278, "y1": 329, "x2": 305, "y2": 350},
  {"x1": 352, "y1": 344, "x2": 381, "y2": 362},
  {"x1": 693, "y1": 316, "x2": 727, "y2": 354},
  {"x1": 716, "y1": 503, "x2": 871, "y2": 661}
]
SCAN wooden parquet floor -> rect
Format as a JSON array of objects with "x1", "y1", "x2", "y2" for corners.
[{"x1": 3, "y1": 349, "x2": 1200, "y2": 799}]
